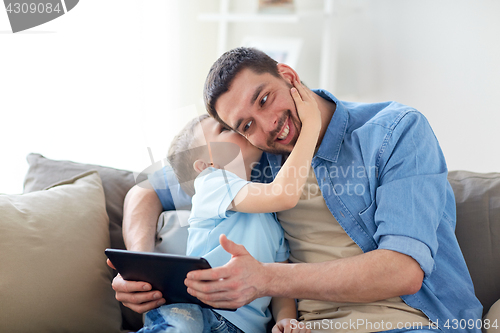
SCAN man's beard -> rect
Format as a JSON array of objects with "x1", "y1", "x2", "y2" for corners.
[{"x1": 262, "y1": 109, "x2": 300, "y2": 155}]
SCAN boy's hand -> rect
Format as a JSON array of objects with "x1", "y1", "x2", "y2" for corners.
[
  {"x1": 272, "y1": 318, "x2": 311, "y2": 333},
  {"x1": 290, "y1": 79, "x2": 321, "y2": 131}
]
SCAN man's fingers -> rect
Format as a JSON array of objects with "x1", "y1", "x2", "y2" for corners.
[
  {"x1": 113, "y1": 275, "x2": 166, "y2": 314},
  {"x1": 106, "y1": 259, "x2": 116, "y2": 270},
  {"x1": 116, "y1": 289, "x2": 163, "y2": 304},
  {"x1": 184, "y1": 270, "x2": 234, "y2": 294},
  {"x1": 112, "y1": 274, "x2": 153, "y2": 293},
  {"x1": 186, "y1": 264, "x2": 231, "y2": 282},
  {"x1": 185, "y1": 291, "x2": 243, "y2": 310},
  {"x1": 122, "y1": 298, "x2": 166, "y2": 314},
  {"x1": 186, "y1": 282, "x2": 256, "y2": 310},
  {"x1": 219, "y1": 234, "x2": 249, "y2": 258}
]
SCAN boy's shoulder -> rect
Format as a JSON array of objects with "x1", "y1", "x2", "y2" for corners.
[{"x1": 191, "y1": 168, "x2": 249, "y2": 214}]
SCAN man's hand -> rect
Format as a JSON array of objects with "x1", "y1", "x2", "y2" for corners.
[
  {"x1": 107, "y1": 259, "x2": 166, "y2": 313},
  {"x1": 184, "y1": 234, "x2": 269, "y2": 309},
  {"x1": 272, "y1": 318, "x2": 311, "y2": 333}
]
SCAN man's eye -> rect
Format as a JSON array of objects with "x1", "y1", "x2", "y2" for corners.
[
  {"x1": 243, "y1": 120, "x2": 253, "y2": 132},
  {"x1": 260, "y1": 94, "x2": 268, "y2": 106}
]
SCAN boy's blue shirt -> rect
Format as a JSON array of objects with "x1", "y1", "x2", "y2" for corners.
[
  {"x1": 149, "y1": 89, "x2": 483, "y2": 332},
  {"x1": 187, "y1": 167, "x2": 289, "y2": 333}
]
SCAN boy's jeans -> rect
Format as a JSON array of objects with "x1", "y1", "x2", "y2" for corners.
[{"x1": 136, "y1": 303, "x2": 243, "y2": 333}]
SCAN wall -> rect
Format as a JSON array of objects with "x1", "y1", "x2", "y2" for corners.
[
  {"x1": 332, "y1": 0, "x2": 500, "y2": 173},
  {"x1": 222, "y1": 0, "x2": 500, "y2": 173}
]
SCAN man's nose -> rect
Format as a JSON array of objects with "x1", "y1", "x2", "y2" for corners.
[{"x1": 260, "y1": 111, "x2": 279, "y2": 133}]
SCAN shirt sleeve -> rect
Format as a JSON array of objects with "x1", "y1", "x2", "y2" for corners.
[
  {"x1": 191, "y1": 168, "x2": 250, "y2": 221},
  {"x1": 275, "y1": 229, "x2": 290, "y2": 263},
  {"x1": 373, "y1": 111, "x2": 450, "y2": 277},
  {"x1": 148, "y1": 165, "x2": 192, "y2": 211}
]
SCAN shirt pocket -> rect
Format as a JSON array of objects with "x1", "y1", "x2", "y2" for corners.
[{"x1": 358, "y1": 200, "x2": 378, "y2": 236}]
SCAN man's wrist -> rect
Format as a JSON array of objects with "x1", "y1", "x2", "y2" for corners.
[
  {"x1": 260, "y1": 262, "x2": 288, "y2": 298},
  {"x1": 259, "y1": 262, "x2": 275, "y2": 298}
]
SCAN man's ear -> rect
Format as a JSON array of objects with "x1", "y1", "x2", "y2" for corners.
[
  {"x1": 193, "y1": 159, "x2": 209, "y2": 173},
  {"x1": 277, "y1": 63, "x2": 300, "y2": 86}
]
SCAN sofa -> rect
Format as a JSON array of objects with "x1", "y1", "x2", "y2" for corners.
[{"x1": 0, "y1": 153, "x2": 498, "y2": 332}]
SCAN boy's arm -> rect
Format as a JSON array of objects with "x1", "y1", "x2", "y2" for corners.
[
  {"x1": 230, "y1": 81, "x2": 322, "y2": 214},
  {"x1": 271, "y1": 296, "x2": 297, "y2": 322},
  {"x1": 271, "y1": 260, "x2": 309, "y2": 333},
  {"x1": 270, "y1": 260, "x2": 298, "y2": 323},
  {"x1": 271, "y1": 297, "x2": 299, "y2": 328}
]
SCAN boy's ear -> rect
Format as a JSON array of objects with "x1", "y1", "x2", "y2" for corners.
[
  {"x1": 193, "y1": 159, "x2": 209, "y2": 173},
  {"x1": 277, "y1": 63, "x2": 299, "y2": 86}
]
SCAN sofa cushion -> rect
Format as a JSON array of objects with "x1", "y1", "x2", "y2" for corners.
[
  {"x1": 23, "y1": 153, "x2": 139, "y2": 250},
  {"x1": 0, "y1": 171, "x2": 125, "y2": 333},
  {"x1": 448, "y1": 170, "x2": 500, "y2": 314},
  {"x1": 154, "y1": 210, "x2": 191, "y2": 255},
  {"x1": 484, "y1": 299, "x2": 500, "y2": 331},
  {"x1": 22, "y1": 153, "x2": 144, "y2": 330}
]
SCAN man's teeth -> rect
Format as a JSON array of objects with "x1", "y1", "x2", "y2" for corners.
[{"x1": 278, "y1": 124, "x2": 290, "y2": 140}]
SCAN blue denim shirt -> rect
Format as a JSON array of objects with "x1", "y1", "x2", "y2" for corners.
[{"x1": 149, "y1": 89, "x2": 483, "y2": 332}]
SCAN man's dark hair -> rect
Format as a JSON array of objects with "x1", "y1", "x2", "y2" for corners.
[
  {"x1": 203, "y1": 47, "x2": 280, "y2": 129},
  {"x1": 167, "y1": 113, "x2": 210, "y2": 197}
]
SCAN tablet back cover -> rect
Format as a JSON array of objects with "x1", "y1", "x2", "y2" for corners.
[{"x1": 105, "y1": 249, "x2": 216, "y2": 309}]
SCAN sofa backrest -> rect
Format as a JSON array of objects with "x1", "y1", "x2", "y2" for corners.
[{"x1": 448, "y1": 170, "x2": 500, "y2": 315}]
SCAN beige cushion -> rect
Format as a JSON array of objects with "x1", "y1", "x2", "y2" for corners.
[
  {"x1": 23, "y1": 153, "x2": 144, "y2": 330},
  {"x1": 0, "y1": 171, "x2": 125, "y2": 333},
  {"x1": 23, "y1": 153, "x2": 139, "y2": 250},
  {"x1": 448, "y1": 171, "x2": 500, "y2": 315},
  {"x1": 484, "y1": 299, "x2": 500, "y2": 332}
]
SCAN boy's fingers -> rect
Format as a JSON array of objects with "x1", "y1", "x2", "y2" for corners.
[
  {"x1": 290, "y1": 87, "x2": 302, "y2": 102},
  {"x1": 293, "y1": 79, "x2": 311, "y2": 100}
]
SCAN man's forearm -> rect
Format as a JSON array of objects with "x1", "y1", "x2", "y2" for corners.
[
  {"x1": 262, "y1": 249, "x2": 424, "y2": 303},
  {"x1": 122, "y1": 180, "x2": 163, "y2": 252}
]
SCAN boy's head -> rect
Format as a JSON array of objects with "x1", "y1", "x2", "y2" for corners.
[
  {"x1": 167, "y1": 114, "x2": 210, "y2": 197},
  {"x1": 168, "y1": 114, "x2": 263, "y2": 196}
]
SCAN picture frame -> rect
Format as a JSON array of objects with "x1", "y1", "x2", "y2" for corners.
[{"x1": 258, "y1": 0, "x2": 295, "y2": 14}]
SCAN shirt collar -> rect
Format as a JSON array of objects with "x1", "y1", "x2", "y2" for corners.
[{"x1": 312, "y1": 89, "x2": 349, "y2": 163}]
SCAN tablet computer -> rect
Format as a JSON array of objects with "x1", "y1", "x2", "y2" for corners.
[{"x1": 105, "y1": 249, "x2": 234, "y2": 311}]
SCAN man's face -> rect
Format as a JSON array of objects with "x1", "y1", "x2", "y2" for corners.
[{"x1": 214, "y1": 67, "x2": 301, "y2": 155}]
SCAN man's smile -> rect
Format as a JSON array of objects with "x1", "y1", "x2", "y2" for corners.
[
  {"x1": 272, "y1": 111, "x2": 295, "y2": 146},
  {"x1": 277, "y1": 121, "x2": 290, "y2": 140}
]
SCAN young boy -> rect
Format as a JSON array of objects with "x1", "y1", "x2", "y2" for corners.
[{"x1": 138, "y1": 82, "x2": 320, "y2": 333}]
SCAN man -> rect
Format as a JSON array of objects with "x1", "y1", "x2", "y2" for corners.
[{"x1": 112, "y1": 47, "x2": 482, "y2": 332}]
